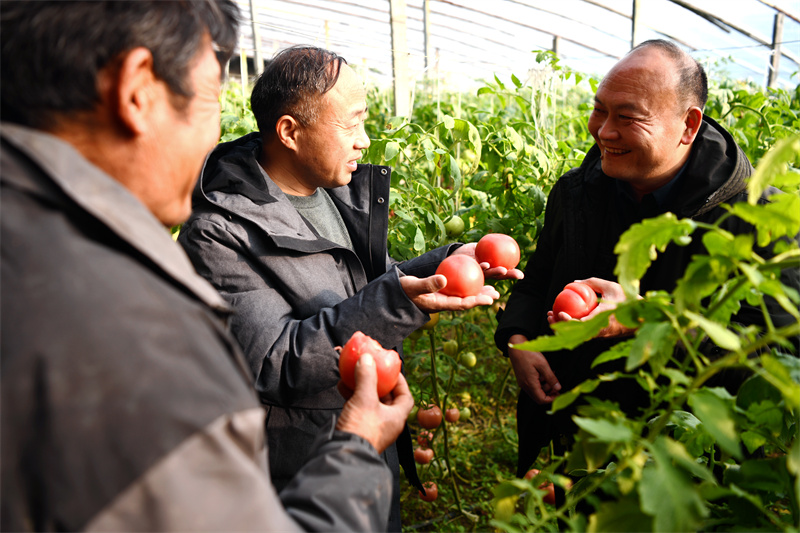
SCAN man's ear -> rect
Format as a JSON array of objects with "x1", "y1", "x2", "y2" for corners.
[
  {"x1": 681, "y1": 106, "x2": 703, "y2": 145},
  {"x1": 275, "y1": 115, "x2": 301, "y2": 151},
  {"x1": 107, "y1": 47, "x2": 159, "y2": 135}
]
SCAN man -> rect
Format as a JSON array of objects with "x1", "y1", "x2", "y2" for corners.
[
  {"x1": 177, "y1": 45, "x2": 521, "y2": 530},
  {"x1": 495, "y1": 39, "x2": 800, "y2": 477},
  {"x1": 1, "y1": 2, "x2": 413, "y2": 531}
]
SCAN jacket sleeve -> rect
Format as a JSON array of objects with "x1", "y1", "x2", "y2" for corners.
[
  {"x1": 86, "y1": 408, "x2": 390, "y2": 532},
  {"x1": 179, "y1": 217, "x2": 430, "y2": 405},
  {"x1": 390, "y1": 243, "x2": 463, "y2": 277},
  {"x1": 280, "y1": 424, "x2": 393, "y2": 532}
]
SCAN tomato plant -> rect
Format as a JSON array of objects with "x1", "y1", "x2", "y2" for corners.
[
  {"x1": 337, "y1": 331, "x2": 401, "y2": 397},
  {"x1": 552, "y1": 281, "x2": 597, "y2": 319},
  {"x1": 435, "y1": 255, "x2": 484, "y2": 297},
  {"x1": 474, "y1": 233, "x2": 521, "y2": 270},
  {"x1": 414, "y1": 447, "x2": 434, "y2": 464},
  {"x1": 417, "y1": 405, "x2": 443, "y2": 429},
  {"x1": 442, "y1": 339, "x2": 459, "y2": 356},
  {"x1": 419, "y1": 482, "x2": 438, "y2": 502}
]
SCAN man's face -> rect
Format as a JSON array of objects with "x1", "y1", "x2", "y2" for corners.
[
  {"x1": 149, "y1": 36, "x2": 222, "y2": 226},
  {"x1": 587, "y1": 48, "x2": 691, "y2": 192},
  {"x1": 292, "y1": 64, "x2": 370, "y2": 190}
]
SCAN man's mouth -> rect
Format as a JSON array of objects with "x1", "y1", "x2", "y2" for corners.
[{"x1": 602, "y1": 145, "x2": 630, "y2": 155}]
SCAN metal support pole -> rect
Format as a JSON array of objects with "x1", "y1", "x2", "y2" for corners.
[
  {"x1": 389, "y1": 0, "x2": 410, "y2": 117},
  {"x1": 249, "y1": 0, "x2": 264, "y2": 76},
  {"x1": 767, "y1": 12, "x2": 784, "y2": 87}
]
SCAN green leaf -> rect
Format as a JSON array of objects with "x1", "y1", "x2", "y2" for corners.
[
  {"x1": 741, "y1": 430, "x2": 767, "y2": 453},
  {"x1": 592, "y1": 338, "x2": 635, "y2": 369},
  {"x1": 688, "y1": 388, "x2": 742, "y2": 459},
  {"x1": 511, "y1": 73, "x2": 522, "y2": 88},
  {"x1": 384, "y1": 140, "x2": 401, "y2": 162},
  {"x1": 513, "y1": 312, "x2": 609, "y2": 353},
  {"x1": 503, "y1": 125, "x2": 524, "y2": 152},
  {"x1": 747, "y1": 133, "x2": 800, "y2": 203},
  {"x1": 588, "y1": 497, "x2": 653, "y2": 533},
  {"x1": 614, "y1": 214, "x2": 696, "y2": 297},
  {"x1": 413, "y1": 226, "x2": 425, "y2": 252},
  {"x1": 639, "y1": 437, "x2": 709, "y2": 532},
  {"x1": 731, "y1": 193, "x2": 800, "y2": 246},
  {"x1": 684, "y1": 310, "x2": 742, "y2": 351},
  {"x1": 442, "y1": 114, "x2": 455, "y2": 130},
  {"x1": 573, "y1": 416, "x2": 633, "y2": 442},
  {"x1": 551, "y1": 378, "x2": 600, "y2": 412},
  {"x1": 626, "y1": 322, "x2": 676, "y2": 372}
]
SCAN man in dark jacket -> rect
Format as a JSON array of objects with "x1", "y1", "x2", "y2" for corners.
[
  {"x1": 495, "y1": 39, "x2": 800, "y2": 477},
  {"x1": 178, "y1": 45, "x2": 522, "y2": 530},
  {"x1": 1, "y1": 2, "x2": 414, "y2": 531}
]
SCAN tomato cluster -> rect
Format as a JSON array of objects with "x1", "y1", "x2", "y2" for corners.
[{"x1": 337, "y1": 331, "x2": 401, "y2": 397}]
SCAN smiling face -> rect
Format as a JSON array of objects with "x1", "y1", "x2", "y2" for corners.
[
  {"x1": 291, "y1": 64, "x2": 370, "y2": 192},
  {"x1": 588, "y1": 47, "x2": 695, "y2": 196}
]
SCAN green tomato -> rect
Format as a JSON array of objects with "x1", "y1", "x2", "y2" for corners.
[
  {"x1": 459, "y1": 351, "x2": 477, "y2": 367},
  {"x1": 444, "y1": 216, "x2": 465, "y2": 237},
  {"x1": 407, "y1": 405, "x2": 419, "y2": 423},
  {"x1": 442, "y1": 339, "x2": 459, "y2": 357},
  {"x1": 459, "y1": 407, "x2": 471, "y2": 421},
  {"x1": 421, "y1": 313, "x2": 439, "y2": 330}
]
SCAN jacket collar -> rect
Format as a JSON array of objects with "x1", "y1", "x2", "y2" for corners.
[
  {"x1": 193, "y1": 131, "x2": 386, "y2": 253},
  {"x1": 1, "y1": 122, "x2": 230, "y2": 312},
  {"x1": 581, "y1": 115, "x2": 751, "y2": 218}
]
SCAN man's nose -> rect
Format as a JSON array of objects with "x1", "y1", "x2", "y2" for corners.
[{"x1": 356, "y1": 125, "x2": 371, "y2": 150}]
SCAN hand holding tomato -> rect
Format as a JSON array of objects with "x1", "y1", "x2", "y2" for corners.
[
  {"x1": 337, "y1": 332, "x2": 401, "y2": 398},
  {"x1": 548, "y1": 278, "x2": 639, "y2": 338},
  {"x1": 335, "y1": 353, "x2": 414, "y2": 454},
  {"x1": 399, "y1": 273, "x2": 499, "y2": 314},
  {"x1": 451, "y1": 243, "x2": 524, "y2": 281},
  {"x1": 551, "y1": 282, "x2": 598, "y2": 321}
]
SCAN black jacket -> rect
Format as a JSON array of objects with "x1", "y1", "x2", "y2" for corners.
[
  {"x1": 178, "y1": 133, "x2": 453, "y2": 513},
  {"x1": 495, "y1": 116, "x2": 800, "y2": 474},
  {"x1": 1, "y1": 123, "x2": 393, "y2": 532}
]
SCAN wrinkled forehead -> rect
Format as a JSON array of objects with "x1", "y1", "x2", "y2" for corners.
[{"x1": 597, "y1": 51, "x2": 678, "y2": 110}]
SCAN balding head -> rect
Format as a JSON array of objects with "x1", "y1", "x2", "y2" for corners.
[{"x1": 628, "y1": 39, "x2": 708, "y2": 111}]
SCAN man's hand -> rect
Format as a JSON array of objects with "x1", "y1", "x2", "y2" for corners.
[
  {"x1": 507, "y1": 335, "x2": 561, "y2": 404},
  {"x1": 400, "y1": 274, "x2": 499, "y2": 313},
  {"x1": 451, "y1": 243, "x2": 525, "y2": 281},
  {"x1": 335, "y1": 354, "x2": 414, "y2": 454},
  {"x1": 547, "y1": 277, "x2": 638, "y2": 338}
]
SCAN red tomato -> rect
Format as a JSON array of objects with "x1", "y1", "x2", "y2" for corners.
[
  {"x1": 524, "y1": 469, "x2": 569, "y2": 505},
  {"x1": 445, "y1": 408, "x2": 460, "y2": 423},
  {"x1": 338, "y1": 331, "x2": 401, "y2": 397},
  {"x1": 417, "y1": 429, "x2": 433, "y2": 448},
  {"x1": 552, "y1": 282, "x2": 598, "y2": 319},
  {"x1": 475, "y1": 233, "x2": 521, "y2": 270},
  {"x1": 414, "y1": 447, "x2": 434, "y2": 464},
  {"x1": 419, "y1": 481, "x2": 438, "y2": 502},
  {"x1": 435, "y1": 255, "x2": 484, "y2": 297},
  {"x1": 417, "y1": 405, "x2": 443, "y2": 429}
]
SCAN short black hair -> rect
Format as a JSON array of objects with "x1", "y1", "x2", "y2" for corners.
[
  {"x1": 631, "y1": 39, "x2": 708, "y2": 110},
  {"x1": 1, "y1": 0, "x2": 240, "y2": 129},
  {"x1": 250, "y1": 45, "x2": 347, "y2": 140}
]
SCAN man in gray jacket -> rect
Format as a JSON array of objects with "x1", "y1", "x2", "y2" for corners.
[
  {"x1": 1, "y1": 2, "x2": 413, "y2": 531},
  {"x1": 178, "y1": 45, "x2": 522, "y2": 530}
]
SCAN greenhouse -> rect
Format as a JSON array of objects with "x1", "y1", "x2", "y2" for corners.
[{"x1": 2, "y1": 1, "x2": 799, "y2": 532}]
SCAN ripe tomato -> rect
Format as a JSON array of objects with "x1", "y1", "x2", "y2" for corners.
[
  {"x1": 552, "y1": 281, "x2": 598, "y2": 319},
  {"x1": 417, "y1": 405, "x2": 443, "y2": 429},
  {"x1": 338, "y1": 331, "x2": 401, "y2": 398},
  {"x1": 414, "y1": 447, "x2": 434, "y2": 464},
  {"x1": 445, "y1": 408, "x2": 460, "y2": 423},
  {"x1": 419, "y1": 481, "x2": 438, "y2": 502},
  {"x1": 435, "y1": 255, "x2": 484, "y2": 297},
  {"x1": 475, "y1": 233, "x2": 521, "y2": 270},
  {"x1": 417, "y1": 429, "x2": 433, "y2": 448}
]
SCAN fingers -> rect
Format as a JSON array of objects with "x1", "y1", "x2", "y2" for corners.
[{"x1": 351, "y1": 353, "x2": 378, "y2": 401}]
